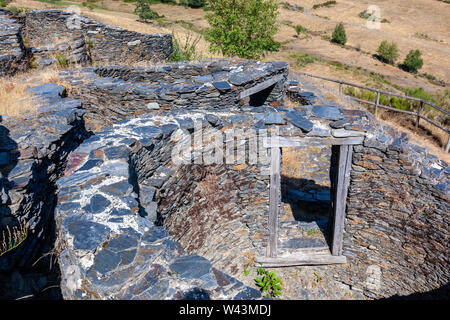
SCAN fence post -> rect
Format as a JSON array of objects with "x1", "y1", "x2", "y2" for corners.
[
  {"x1": 375, "y1": 91, "x2": 380, "y2": 118},
  {"x1": 416, "y1": 101, "x2": 423, "y2": 128},
  {"x1": 339, "y1": 81, "x2": 342, "y2": 95},
  {"x1": 446, "y1": 135, "x2": 450, "y2": 153}
]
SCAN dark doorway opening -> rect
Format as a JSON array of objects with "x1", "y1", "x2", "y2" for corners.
[
  {"x1": 278, "y1": 146, "x2": 333, "y2": 255},
  {"x1": 249, "y1": 84, "x2": 276, "y2": 107}
]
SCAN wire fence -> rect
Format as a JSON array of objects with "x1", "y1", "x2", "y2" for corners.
[{"x1": 297, "y1": 71, "x2": 450, "y2": 152}]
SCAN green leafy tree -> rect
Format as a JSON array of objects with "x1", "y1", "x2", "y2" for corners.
[
  {"x1": 376, "y1": 40, "x2": 399, "y2": 64},
  {"x1": 331, "y1": 22, "x2": 346, "y2": 45},
  {"x1": 402, "y1": 49, "x2": 424, "y2": 73},
  {"x1": 204, "y1": 0, "x2": 280, "y2": 60},
  {"x1": 134, "y1": 0, "x2": 162, "y2": 22}
]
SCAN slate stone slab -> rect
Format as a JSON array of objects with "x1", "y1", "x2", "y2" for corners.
[
  {"x1": 281, "y1": 238, "x2": 328, "y2": 249},
  {"x1": 170, "y1": 255, "x2": 212, "y2": 280},
  {"x1": 312, "y1": 105, "x2": 344, "y2": 120},
  {"x1": 285, "y1": 111, "x2": 313, "y2": 132},
  {"x1": 83, "y1": 194, "x2": 111, "y2": 214},
  {"x1": 68, "y1": 220, "x2": 110, "y2": 251}
]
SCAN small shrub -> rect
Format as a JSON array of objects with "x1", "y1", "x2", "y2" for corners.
[
  {"x1": 134, "y1": 0, "x2": 163, "y2": 22},
  {"x1": 254, "y1": 265, "x2": 283, "y2": 298},
  {"x1": 312, "y1": 1, "x2": 336, "y2": 9},
  {"x1": 82, "y1": 2, "x2": 97, "y2": 10},
  {"x1": 331, "y1": 22, "x2": 346, "y2": 45},
  {"x1": 290, "y1": 52, "x2": 316, "y2": 67},
  {"x1": 0, "y1": 0, "x2": 6, "y2": 8},
  {"x1": 402, "y1": 49, "x2": 423, "y2": 73},
  {"x1": 376, "y1": 40, "x2": 399, "y2": 64},
  {"x1": 186, "y1": 0, "x2": 206, "y2": 8},
  {"x1": 294, "y1": 24, "x2": 307, "y2": 35}
]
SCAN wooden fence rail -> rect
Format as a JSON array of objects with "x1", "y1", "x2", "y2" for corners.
[{"x1": 296, "y1": 71, "x2": 450, "y2": 153}]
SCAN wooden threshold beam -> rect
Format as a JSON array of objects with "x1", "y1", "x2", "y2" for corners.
[
  {"x1": 256, "y1": 253, "x2": 347, "y2": 267},
  {"x1": 263, "y1": 136, "x2": 364, "y2": 148}
]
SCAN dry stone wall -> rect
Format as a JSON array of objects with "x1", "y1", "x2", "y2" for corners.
[
  {"x1": 0, "y1": 9, "x2": 28, "y2": 76},
  {"x1": 0, "y1": 43, "x2": 448, "y2": 299},
  {"x1": 337, "y1": 128, "x2": 449, "y2": 298},
  {"x1": 0, "y1": 83, "x2": 89, "y2": 298},
  {"x1": 60, "y1": 60, "x2": 289, "y2": 131},
  {"x1": 0, "y1": 9, "x2": 172, "y2": 74}
]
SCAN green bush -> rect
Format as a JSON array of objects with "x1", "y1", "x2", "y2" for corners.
[
  {"x1": 204, "y1": 0, "x2": 280, "y2": 60},
  {"x1": 376, "y1": 40, "x2": 399, "y2": 64},
  {"x1": 331, "y1": 22, "x2": 346, "y2": 45},
  {"x1": 312, "y1": 1, "x2": 336, "y2": 9},
  {"x1": 134, "y1": 0, "x2": 163, "y2": 22},
  {"x1": 294, "y1": 24, "x2": 307, "y2": 35},
  {"x1": 402, "y1": 49, "x2": 423, "y2": 73},
  {"x1": 186, "y1": 0, "x2": 206, "y2": 8},
  {"x1": 0, "y1": 0, "x2": 6, "y2": 8}
]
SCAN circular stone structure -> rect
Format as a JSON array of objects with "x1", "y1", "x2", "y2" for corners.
[{"x1": 0, "y1": 10, "x2": 448, "y2": 298}]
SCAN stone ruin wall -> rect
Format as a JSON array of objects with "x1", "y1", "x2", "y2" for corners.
[
  {"x1": 0, "y1": 9, "x2": 172, "y2": 74},
  {"x1": 0, "y1": 9, "x2": 448, "y2": 300},
  {"x1": 0, "y1": 9, "x2": 28, "y2": 76},
  {"x1": 58, "y1": 60, "x2": 288, "y2": 131},
  {"x1": 340, "y1": 133, "x2": 449, "y2": 298},
  {"x1": 0, "y1": 84, "x2": 89, "y2": 298},
  {"x1": 130, "y1": 127, "x2": 270, "y2": 277}
]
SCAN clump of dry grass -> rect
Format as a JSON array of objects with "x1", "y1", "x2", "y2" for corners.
[
  {"x1": 0, "y1": 69, "x2": 61, "y2": 118},
  {"x1": 0, "y1": 220, "x2": 28, "y2": 257}
]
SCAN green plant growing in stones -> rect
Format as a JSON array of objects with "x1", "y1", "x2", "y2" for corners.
[
  {"x1": 331, "y1": 22, "x2": 346, "y2": 45},
  {"x1": 55, "y1": 52, "x2": 70, "y2": 68},
  {"x1": 7, "y1": 6, "x2": 24, "y2": 13},
  {"x1": 313, "y1": 272, "x2": 323, "y2": 283},
  {"x1": 0, "y1": 220, "x2": 28, "y2": 257},
  {"x1": 376, "y1": 40, "x2": 399, "y2": 65},
  {"x1": 254, "y1": 264, "x2": 283, "y2": 298},
  {"x1": 305, "y1": 228, "x2": 322, "y2": 235},
  {"x1": 204, "y1": 0, "x2": 280, "y2": 59},
  {"x1": 0, "y1": 0, "x2": 6, "y2": 8},
  {"x1": 169, "y1": 31, "x2": 201, "y2": 61}
]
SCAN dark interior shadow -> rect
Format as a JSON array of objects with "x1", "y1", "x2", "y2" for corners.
[
  {"x1": 181, "y1": 287, "x2": 211, "y2": 300},
  {"x1": 249, "y1": 83, "x2": 276, "y2": 107},
  {"x1": 0, "y1": 114, "x2": 88, "y2": 300},
  {"x1": 280, "y1": 175, "x2": 332, "y2": 247},
  {"x1": 380, "y1": 283, "x2": 450, "y2": 300}
]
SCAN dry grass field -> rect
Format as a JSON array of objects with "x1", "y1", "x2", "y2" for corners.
[
  {"x1": 3, "y1": 0, "x2": 450, "y2": 155},
  {"x1": 7, "y1": 0, "x2": 449, "y2": 88}
]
